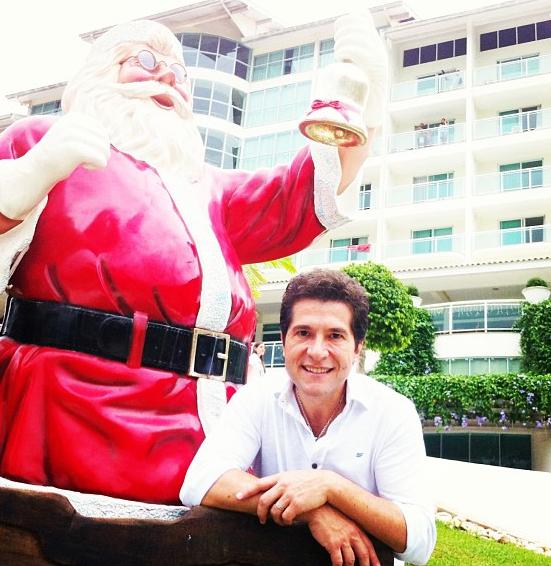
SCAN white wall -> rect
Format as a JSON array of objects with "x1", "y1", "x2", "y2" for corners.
[
  {"x1": 435, "y1": 331, "x2": 520, "y2": 358},
  {"x1": 425, "y1": 455, "x2": 551, "y2": 547}
]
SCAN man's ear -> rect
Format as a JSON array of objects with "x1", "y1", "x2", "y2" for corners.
[{"x1": 354, "y1": 341, "x2": 363, "y2": 356}]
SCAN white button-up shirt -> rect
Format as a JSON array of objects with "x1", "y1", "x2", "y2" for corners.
[{"x1": 180, "y1": 373, "x2": 436, "y2": 565}]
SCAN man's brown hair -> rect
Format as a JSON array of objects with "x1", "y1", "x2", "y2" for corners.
[{"x1": 280, "y1": 269, "x2": 369, "y2": 346}]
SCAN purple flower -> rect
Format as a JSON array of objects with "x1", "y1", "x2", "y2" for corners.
[
  {"x1": 526, "y1": 392, "x2": 535, "y2": 405},
  {"x1": 536, "y1": 421, "x2": 543, "y2": 429},
  {"x1": 499, "y1": 410, "x2": 508, "y2": 423},
  {"x1": 461, "y1": 415, "x2": 468, "y2": 428},
  {"x1": 434, "y1": 416, "x2": 442, "y2": 427},
  {"x1": 476, "y1": 416, "x2": 488, "y2": 427}
]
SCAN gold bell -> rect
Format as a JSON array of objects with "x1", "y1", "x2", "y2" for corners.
[{"x1": 299, "y1": 62, "x2": 369, "y2": 147}]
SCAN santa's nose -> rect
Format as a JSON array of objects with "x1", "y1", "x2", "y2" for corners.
[{"x1": 154, "y1": 64, "x2": 176, "y2": 86}]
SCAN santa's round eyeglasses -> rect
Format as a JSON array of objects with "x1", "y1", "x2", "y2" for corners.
[{"x1": 123, "y1": 50, "x2": 188, "y2": 84}]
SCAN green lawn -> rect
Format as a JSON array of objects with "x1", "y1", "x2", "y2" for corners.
[{"x1": 421, "y1": 522, "x2": 551, "y2": 566}]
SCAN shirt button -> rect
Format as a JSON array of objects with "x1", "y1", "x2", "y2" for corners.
[{"x1": 311, "y1": 463, "x2": 318, "y2": 469}]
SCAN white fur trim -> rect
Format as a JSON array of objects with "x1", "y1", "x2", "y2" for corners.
[
  {"x1": 196, "y1": 378, "x2": 228, "y2": 436},
  {"x1": 310, "y1": 143, "x2": 353, "y2": 230},
  {"x1": 159, "y1": 172, "x2": 232, "y2": 333},
  {"x1": 0, "y1": 198, "x2": 47, "y2": 296},
  {"x1": 0, "y1": 476, "x2": 187, "y2": 520}
]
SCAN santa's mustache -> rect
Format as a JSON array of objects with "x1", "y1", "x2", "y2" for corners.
[{"x1": 109, "y1": 81, "x2": 192, "y2": 118}]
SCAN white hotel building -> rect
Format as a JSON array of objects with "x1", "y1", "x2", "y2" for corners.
[{"x1": 3, "y1": 0, "x2": 551, "y2": 378}]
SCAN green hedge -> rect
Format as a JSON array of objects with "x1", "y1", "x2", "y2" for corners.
[{"x1": 374, "y1": 373, "x2": 551, "y2": 427}]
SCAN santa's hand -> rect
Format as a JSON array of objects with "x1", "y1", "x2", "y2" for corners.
[
  {"x1": 34, "y1": 111, "x2": 110, "y2": 178},
  {"x1": 0, "y1": 112, "x2": 110, "y2": 221},
  {"x1": 333, "y1": 12, "x2": 387, "y2": 128}
]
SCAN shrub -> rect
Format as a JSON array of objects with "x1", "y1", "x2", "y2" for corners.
[
  {"x1": 525, "y1": 277, "x2": 548, "y2": 288},
  {"x1": 343, "y1": 262, "x2": 416, "y2": 352},
  {"x1": 374, "y1": 373, "x2": 551, "y2": 427},
  {"x1": 516, "y1": 300, "x2": 551, "y2": 373},
  {"x1": 373, "y1": 308, "x2": 439, "y2": 375},
  {"x1": 406, "y1": 285, "x2": 419, "y2": 296}
]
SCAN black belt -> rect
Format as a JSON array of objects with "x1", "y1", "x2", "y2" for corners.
[{"x1": 1, "y1": 297, "x2": 248, "y2": 384}]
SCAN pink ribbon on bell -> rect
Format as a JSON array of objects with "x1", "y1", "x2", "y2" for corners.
[{"x1": 307, "y1": 99, "x2": 362, "y2": 121}]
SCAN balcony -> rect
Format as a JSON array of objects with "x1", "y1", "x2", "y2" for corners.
[
  {"x1": 474, "y1": 224, "x2": 551, "y2": 251},
  {"x1": 294, "y1": 244, "x2": 373, "y2": 269},
  {"x1": 385, "y1": 234, "x2": 464, "y2": 259},
  {"x1": 389, "y1": 123, "x2": 465, "y2": 153},
  {"x1": 387, "y1": 178, "x2": 464, "y2": 207},
  {"x1": 474, "y1": 166, "x2": 548, "y2": 196},
  {"x1": 474, "y1": 108, "x2": 551, "y2": 140},
  {"x1": 391, "y1": 71, "x2": 465, "y2": 102},
  {"x1": 428, "y1": 300, "x2": 521, "y2": 334},
  {"x1": 474, "y1": 53, "x2": 551, "y2": 86}
]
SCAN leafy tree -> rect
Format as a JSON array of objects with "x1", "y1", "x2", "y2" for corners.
[
  {"x1": 516, "y1": 299, "x2": 551, "y2": 373},
  {"x1": 343, "y1": 262, "x2": 415, "y2": 352},
  {"x1": 244, "y1": 258, "x2": 296, "y2": 298},
  {"x1": 373, "y1": 307, "x2": 439, "y2": 375}
]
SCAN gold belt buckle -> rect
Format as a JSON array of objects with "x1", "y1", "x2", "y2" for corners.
[{"x1": 189, "y1": 327, "x2": 230, "y2": 381}]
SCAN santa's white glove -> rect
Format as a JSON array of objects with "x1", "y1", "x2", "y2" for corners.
[
  {"x1": 0, "y1": 111, "x2": 110, "y2": 221},
  {"x1": 334, "y1": 12, "x2": 388, "y2": 128}
]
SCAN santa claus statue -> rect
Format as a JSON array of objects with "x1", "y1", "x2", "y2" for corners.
[{"x1": 0, "y1": 17, "x2": 385, "y2": 503}]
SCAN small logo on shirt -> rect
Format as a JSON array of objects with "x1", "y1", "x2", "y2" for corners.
[{"x1": 355, "y1": 452, "x2": 364, "y2": 458}]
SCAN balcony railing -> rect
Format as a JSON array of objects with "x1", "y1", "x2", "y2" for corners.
[
  {"x1": 474, "y1": 108, "x2": 551, "y2": 140},
  {"x1": 474, "y1": 224, "x2": 551, "y2": 250},
  {"x1": 474, "y1": 53, "x2": 551, "y2": 86},
  {"x1": 391, "y1": 70, "x2": 465, "y2": 101},
  {"x1": 385, "y1": 234, "x2": 464, "y2": 258},
  {"x1": 389, "y1": 123, "x2": 465, "y2": 153},
  {"x1": 359, "y1": 189, "x2": 372, "y2": 210},
  {"x1": 294, "y1": 244, "x2": 373, "y2": 269},
  {"x1": 474, "y1": 166, "x2": 548, "y2": 196},
  {"x1": 427, "y1": 300, "x2": 522, "y2": 334},
  {"x1": 387, "y1": 178, "x2": 464, "y2": 207}
]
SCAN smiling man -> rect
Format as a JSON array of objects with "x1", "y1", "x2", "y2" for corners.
[{"x1": 180, "y1": 270, "x2": 436, "y2": 566}]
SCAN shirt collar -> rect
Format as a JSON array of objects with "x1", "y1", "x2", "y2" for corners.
[{"x1": 275, "y1": 371, "x2": 372, "y2": 412}]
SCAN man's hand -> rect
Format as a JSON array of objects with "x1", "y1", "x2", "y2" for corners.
[
  {"x1": 236, "y1": 469, "x2": 335, "y2": 526},
  {"x1": 304, "y1": 505, "x2": 380, "y2": 566}
]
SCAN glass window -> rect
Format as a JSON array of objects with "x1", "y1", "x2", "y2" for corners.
[
  {"x1": 240, "y1": 130, "x2": 305, "y2": 170},
  {"x1": 199, "y1": 127, "x2": 241, "y2": 169},
  {"x1": 330, "y1": 237, "x2": 369, "y2": 263},
  {"x1": 262, "y1": 323, "x2": 281, "y2": 342},
  {"x1": 480, "y1": 31, "x2": 498, "y2": 51},
  {"x1": 31, "y1": 100, "x2": 62, "y2": 115},
  {"x1": 499, "y1": 27, "x2": 516, "y2": 47},
  {"x1": 500, "y1": 219, "x2": 522, "y2": 245},
  {"x1": 471, "y1": 358, "x2": 490, "y2": 374},
  {"x1": 403, "y1": 48, "x2": 419, "y2": 67},
  {"x1": 413, "y1": 173, "x2": 454, "y2": 202},
  {"x1": 420, "y1": 44, "x2": 436, "y2": 63},
  {"x1": 412, "y1": 227, "x2": 452, "y2": 254},
  {"x1": 489, "y1": 358, "x2": 508, "y2": 373},
  {"x1": 454, "y1": 37, "x2": 467, "y2": 56},
  {"x1": 486, "y1": 303, "x2": 521, "y2": 329},
  {"x1": 177, "y1": 33, "x2": 251, "y2": 78},
  {"x1": 499, "y1": 160, "x2": 542, "y2": 191},
  {"x1": 244, "y1": 82, "x2": 311, "y2": 127},
  {"x1": 319, "y1": 38, "x2": 335, "y2": 68},
  {"x1": 251, "y1": 43, "x2": 314, "y2": 81},
  {"x1": 536, "y1": 19, "x2": 551, "y2": 40},
  {"x1": 359, "y1": 184, "x2": 372, "y2": 210},
  {"x1": 518, "y1": 24, "x2": 536, "y2": 43},
  {"x1": 437, "y1": 41, "x2": 453, "y2": 59},
  {"x1": 452, "y1": 304, "x2": 484, "y2": 331}
]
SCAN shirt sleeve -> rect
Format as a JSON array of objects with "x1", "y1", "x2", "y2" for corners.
[
  {"x1": 179, "y1": 380, "x2": 267, "y2": 506},
  {"x1": 374, "y1": 397, "x2": 437, "y2": 565},
  {"x1": 211, "y1": 143, "x2": 354, "y2": 265}
]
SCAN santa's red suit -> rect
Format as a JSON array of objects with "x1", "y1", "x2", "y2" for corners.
[{"x1": 0, "y1": 116, "x2": 345, "y2": 503}]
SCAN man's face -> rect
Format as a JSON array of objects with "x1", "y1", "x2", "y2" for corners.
[
  {"x1": 283, "y1": 299, "x2": 361, "y2": 402},
  {"x1": 118, "y1": 45, "x2": 192, "y2": 110}
]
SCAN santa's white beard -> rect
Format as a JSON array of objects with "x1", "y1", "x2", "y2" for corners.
[{"x1": 70, "y1": 81, "x2": 205, "y2": 180}]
